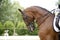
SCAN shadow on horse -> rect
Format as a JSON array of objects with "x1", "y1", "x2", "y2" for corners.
[{"x1": 18, "y1": 6, "x2": 59, "y2": 40}]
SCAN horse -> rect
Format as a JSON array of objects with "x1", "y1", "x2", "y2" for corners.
[{"x1": 18, "y1": 6, "x2": 59, "y2": 40}]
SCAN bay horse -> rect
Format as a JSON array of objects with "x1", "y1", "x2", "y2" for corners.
[{"x1": 18, "y1": 6, "x2": 59, "y2": 40}]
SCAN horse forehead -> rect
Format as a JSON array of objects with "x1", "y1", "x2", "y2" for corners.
[
  {"x1": 24, "y1": 9, "x2": 35, "y2": 15},
  {"x1": 24, "y1": 6, "x2": 48, "y2": 14},
  {"x1": 23, "y1": 6, "x2": 50, "y2": 17},
  {"x1": 24, "y1": 6, "x2": 38, "y2": 12}
]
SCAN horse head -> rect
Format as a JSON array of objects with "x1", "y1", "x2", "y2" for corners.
[{"x1": 18, "y1": 9, "x2": 35, "y2": 32}]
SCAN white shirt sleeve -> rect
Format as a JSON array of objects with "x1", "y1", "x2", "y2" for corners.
[
  {"x1": 51, "y1": 9, "x2": 55, "y2": 14},
  {"x1": 55, "y1": 8, "x2": 60, "y2": 16}
]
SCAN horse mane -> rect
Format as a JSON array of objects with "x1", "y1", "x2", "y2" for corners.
[{"x1": 34, "y1": 6, "x2": 52, "y2": 14}]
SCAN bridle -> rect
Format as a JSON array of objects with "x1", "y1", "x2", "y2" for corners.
[
  {"x1": 22, "y1": 8, "x2": 54, "y2": 29},
  {"x1": 36, "y1": 12, "x2": 51, "y2": 26},
  {"x1": 23, "y1": 10, "x2": 52, "y2": 27},
  {"x1": 22, "y1": 13, "x2": 35, "y2": 27},
  {"x1": 22, "y1": 14, "x2": 35, "y2": 31}
]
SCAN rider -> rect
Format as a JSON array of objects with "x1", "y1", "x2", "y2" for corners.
[
  {"x1": 53, "y1": 4, "x2": 60, "y2": 33},
  {"x1": 53, "y1": 4, "x2": 60, "y2": 16}
]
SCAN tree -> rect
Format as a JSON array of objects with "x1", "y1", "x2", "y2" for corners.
[
  {"x1": 0, "y1": 0, "x2": 25, "y2": 35},
  {"x1": 0, "y1": 22, "x2": 4, "y2": 29},
  {"x1": 0, "y1": 0, "x2": 11, "y2": 23},
  {"x1": 0, "y1": 0, "x2": 23, "y2": 23},
  {"x1": 4, "y1": 21, "x2": 14, "y2": 29}
]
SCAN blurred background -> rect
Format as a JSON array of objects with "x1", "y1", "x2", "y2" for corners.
[
  {"x1": 0, "y1": 0, "x2": 59, "y2": 36},
  {"x1": 0, "y1": 0, "x2": 38, "y2": 36}
]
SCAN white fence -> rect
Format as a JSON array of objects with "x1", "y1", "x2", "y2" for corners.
[{"x1": 0, "y1": 36, "x2": 40, "y2": 40}]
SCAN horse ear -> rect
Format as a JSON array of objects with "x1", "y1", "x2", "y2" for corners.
[{"x1": 18, "y1": 9, "x2": 24, "y2": 15}]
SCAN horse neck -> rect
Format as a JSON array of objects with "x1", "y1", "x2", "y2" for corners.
[{"x1": 34, "y1": 12, "x2": 54, "y2": 27}]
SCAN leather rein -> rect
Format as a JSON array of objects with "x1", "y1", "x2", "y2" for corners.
[{"x1": 37, "y1": 12, "x2": 52, "y2": 26}]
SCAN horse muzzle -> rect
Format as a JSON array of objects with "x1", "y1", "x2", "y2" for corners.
[{"x1": 27, "y1": 23, "x2": 35, "y2": 32}]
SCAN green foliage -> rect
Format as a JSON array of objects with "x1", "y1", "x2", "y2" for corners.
[
  {"x1": 8, "y1": 29, "x2": 13, "y2": 36},
  {"x1": 0, "y1": 0, "x2": 2, "y2": 4},
  {"x1": 16, "y1": 28, "x2": 38, "y2": 35},
  {"x1": 0, "y1": 22, "x2": 5, "y2": 29},
  {"x1": 16, "y1": 21, "x2": 26, "y2": 29},
  {"x1": 4, "y1": 21, "x2": 14, "y2": 29},
  {"x1": 0, "y1": 0, "x2": 38, "y2": 36},
  {"x1": 0, "y1": 0, "x2": 12, "y2": 22},
  {"x1": 16, "y1": 29, "x2": 28, "y2": 35},
  {"x1": 0, "y1": 29, "x2": 5, "y2": 36},
  {"x1": 0, "y1": 0, "x2": 23, "y2": 23}
]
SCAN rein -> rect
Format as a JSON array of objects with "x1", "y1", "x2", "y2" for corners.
[{"x1": 37, "y1": 13, "x2": 51, "y2": 26}]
